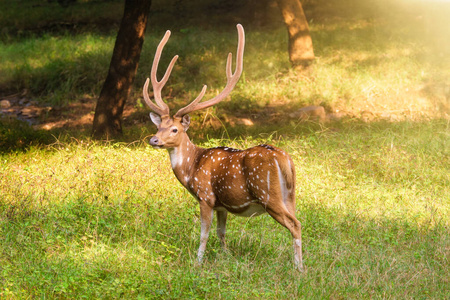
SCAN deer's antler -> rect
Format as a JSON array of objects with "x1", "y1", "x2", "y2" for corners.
[
  {"x1": 143, "y1": 30, "x2": 178, "y2": 118},
  {"x1": 143, "y1": 24, "x2": 245, "y2": 118},
  {"x1": 174, "y1": 24, "x2": 245, "y2": 118}
]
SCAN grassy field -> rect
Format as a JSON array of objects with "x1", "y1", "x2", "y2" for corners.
[
  {"x1": 1, "y1": 120, "x2": 449, "y2": 298},
  {"x1": 1, "y1": 0, "x2": 449, "y2": 298}
]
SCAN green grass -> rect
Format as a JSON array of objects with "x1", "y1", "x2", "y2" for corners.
[
  {"x1": 1, "y1": 120, "x2": 449, "y2": 298},
  {"x1": 0, "y1": 33, "x2": 115, "y2": 105}
]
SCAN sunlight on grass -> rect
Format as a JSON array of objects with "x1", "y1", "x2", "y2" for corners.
[
  {"x1": 0, "y1": 34, "x2": 114, "y2": 104},
  {"x1": 1, "y1": 142, "x2": 172, "y2": 205}
]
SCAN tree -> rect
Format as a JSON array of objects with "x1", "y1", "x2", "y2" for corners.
[
  {"x1": 275, "y1": 0, "x2": 314, "y2": 68},
  {"x1": 92, "y1": 0, "x2": 151, "y2": 139}
]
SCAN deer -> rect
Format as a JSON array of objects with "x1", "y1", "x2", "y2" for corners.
[{"x1": 143, "y1": 24, "x2": 303, "y2": 271}]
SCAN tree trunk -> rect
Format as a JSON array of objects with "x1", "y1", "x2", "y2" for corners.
[
  {"x1": 92, "y1": 0, "x2": 151, "y2": 139},
  {"x1": 276, "y1": 0, "x2": 314, "y2": 68}
]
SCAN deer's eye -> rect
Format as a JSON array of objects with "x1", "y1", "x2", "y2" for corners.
[{"x1": 171, "y1": 128, "x2": 178, "y2": 133}]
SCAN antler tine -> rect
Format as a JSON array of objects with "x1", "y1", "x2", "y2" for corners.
[
  {"x1": 174, "y1": 24, "x2": 245, "y2": 118},
  {"x1": 143, "y1": 78, "x2": 167, "y2": 116},
  {"x1": 143, "y1": 30, "x2": 178, "y2": 117}
]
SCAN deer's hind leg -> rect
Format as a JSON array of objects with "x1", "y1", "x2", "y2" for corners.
[
  {"x1": 264, "y1": 169, "x2": 303, "y2": 271},
  {"x1": 265, "y1": 200, "x2": 303, "y2": 271}
]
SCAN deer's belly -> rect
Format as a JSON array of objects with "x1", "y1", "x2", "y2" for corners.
[{"x1": 215, "y1": 202, "x2": 266, "y2": 217}]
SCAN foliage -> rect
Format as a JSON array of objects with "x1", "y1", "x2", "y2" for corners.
[{"x1": 0, "y1": 0, "x2": 449, "y2": 118}]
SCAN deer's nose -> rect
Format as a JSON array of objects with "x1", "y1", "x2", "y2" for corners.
[{"x1": 149, "y1": 136, "x2": 160, "y2": 146}]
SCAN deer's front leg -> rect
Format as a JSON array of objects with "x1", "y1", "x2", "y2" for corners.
[
  {"x1": 216, "y1": 210, "x2": 228, "y2": 249},
  {"x1": 197, "y1": 202, "x2": 213, "y2": 263}
]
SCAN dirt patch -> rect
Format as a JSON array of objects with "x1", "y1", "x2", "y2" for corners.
[
  {"x1": 0, "y1": 93, "x2": 140, "y2": 133},
  {"x1": 1, "y1": 87, "x2": 449, "y2": 135}
]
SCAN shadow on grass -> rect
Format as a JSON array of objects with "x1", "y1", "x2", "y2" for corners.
[{"x1": 0, "y1": 117, "x2": 54, "y2": 153}]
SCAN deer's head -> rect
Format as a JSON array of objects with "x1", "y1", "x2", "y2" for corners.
[
  {"x1": 148, "y1": 113, "x2": 191, "y2": 149},
  {"x1": 143, "y1": 24, "x2": 245, "y2": 149}
]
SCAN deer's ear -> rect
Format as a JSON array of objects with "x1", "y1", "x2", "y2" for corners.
[
  {"x1": 181, "y1": 114, "x2": 191, "y2": 131},
  {"x1": 150, "y1": 112, "x2": 162, "y2": 127}
]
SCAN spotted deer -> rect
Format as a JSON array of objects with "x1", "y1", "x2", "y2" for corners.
[{"x1": 143, "y1": 24, "x2": 303, "y2": 271}]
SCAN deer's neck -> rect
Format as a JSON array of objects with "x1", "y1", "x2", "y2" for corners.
[{"x1": 168, "y1": 135, "x2": 203, "y2": 187}]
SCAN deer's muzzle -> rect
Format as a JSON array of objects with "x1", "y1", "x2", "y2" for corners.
[{"x1": 149, "y1": 136, "x2": 163, "y2": 148}]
